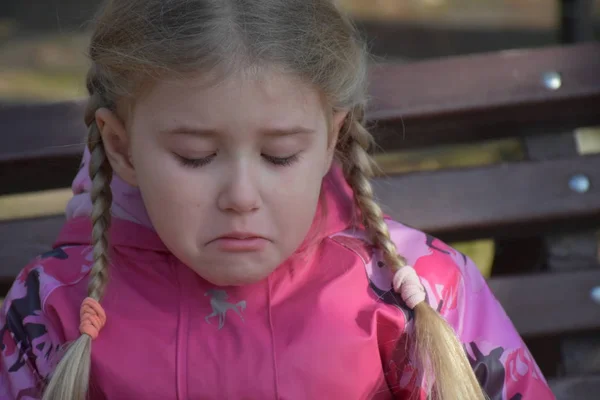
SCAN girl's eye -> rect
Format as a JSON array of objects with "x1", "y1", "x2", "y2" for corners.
[
  {"x1": 175, "y1": 153, "x2": 217, "y2": 168},
  {"x1": 174, "y1": 152, "x2": 300, "y2": 168},
  {"x1": 262, "y1": 154, "x2": 299, "y2": 167}
]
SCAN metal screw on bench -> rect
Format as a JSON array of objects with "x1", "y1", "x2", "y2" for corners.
[
  {"x1": 542, "y1": 71, "x2": 562, "y2": 90},
  {"x1": 590, "y1": 287, "x2": 600, "y2": 305},
  {"x1": 569, "y1": 174, "x2": 590, "y2": 193}
]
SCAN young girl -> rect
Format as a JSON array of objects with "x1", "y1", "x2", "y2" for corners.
[{"x1": 0, "y1": 0, "x2": 555, "y2": 399}]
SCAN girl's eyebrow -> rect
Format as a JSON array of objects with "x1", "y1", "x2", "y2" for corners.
[
  {"x1": 161, "y1": 125, "x2": 316, "y2": 137},
  {"x1": 261, "y1": 127, "x2": 316, "y2": 136},
  {"x1": 161, "y1": 126, "x2": 219, "y2": 137}
]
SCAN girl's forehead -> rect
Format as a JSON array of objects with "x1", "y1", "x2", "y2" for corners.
[
  {"x1": 153, "y1": 68, "x2": 315, "y2": 101},
  {"x1": 131, "y1": 69, "x2": 328, "y2": 130}
]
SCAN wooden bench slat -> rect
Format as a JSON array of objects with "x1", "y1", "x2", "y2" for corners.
[
  {"x1": 2, "y1": 153, "x2": 599, "y2": 278},
  {"x1": 489, "y1": 269, "x2": 600, "y2": 337},
  {"x1": 1, "y1": 39, "x2": 598, "y2": 385},
  {"x1": 369, "y1": 42, "x2": 600, "y2": 150},
  {"x1": 0, "y1": 100, "x2": 86, "y2": 163},
  {"x1": 0, "y1": 101, "x2": 86, "y2": 194},
  {"x1": 355, "y1": 19, "x2": 554, "y2": 60},
  {"x1": 2, "y1": 44, "x2": 599, "y2": 187},
  {"x1": 0, "y1": 156, "x2": 82, "y2": 195},
  {"x1": 549, "y1": 374, "x2": 600, "y2": 400},
  {"x1": 3, "y1": 213, "x2": 600, "y2": 340},
  {"x1": 0, "y1": 215, "x2": 66, "y2": 285},
  {"x1": 369, "y1": 43, "x2": 600, "y2": 119},
  {"x1": 375, "y1": 153, "x2": 600, "y2": 241}
]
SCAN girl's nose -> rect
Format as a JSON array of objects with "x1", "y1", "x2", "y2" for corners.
[{"x1": 216, "y1": 163, "x2": 262, "y2": 213}]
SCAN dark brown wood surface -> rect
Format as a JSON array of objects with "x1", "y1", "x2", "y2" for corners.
[
  {"x1": 374, "y1": 153, "x2": 600, "y2": 241},
  {"x1": 1, "y1": 37, "x2": 599, "y2": 389},
  {"x1": 524, "y1": 121, "x2": 600, "y2": 377},
  {"x1": 1, "y1": 100, "x2": 86, "y2": 163},
  {"x1": 3, "y1": 152, "x2": 599, "y2": 278},
  {"x1": 488, "y1": 269, "x2": 600, "y2": 337},
  {"x1": 369, "y1": 42, "x2": 600, "y2": 150},
  {"x1": 355, "y1": 19, "x2": 554, "y2": 60},
  {"x1": 2, "y1": 146, "x2": 600, "y2": 278},
  {"x1": 3, "y1": 155, "x2": 600, "y2": 270},
  {"x1": 0, "y1": 215, "x2": 66, "y2": 285},
  {"x1": 3, "y1": 213, "x2": 600, "y2": 341},
  {"x1": 549, "y1": 375, "x2": 600, "y2": 400},
  {"x1": 0, "y1": 101, "x2": 86, "y2": 194},
  {"x1": 2, "y1": 43, "x2": 599, "y2": 194},
  {"x1": 0, "y1": 156, "x2": 83, "y2": 195}
]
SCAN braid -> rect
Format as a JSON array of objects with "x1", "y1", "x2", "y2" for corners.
[
  {"x1": 84, "y1": 68, "x2": 114, "y2": 302},
  {"x1": 339, "y1": 109, "x2": 407, "y2": 273},
  {"x1": 87, "y1": 116, "x2": 113, "y2": 301},
  {"x1": 340, "y1": 108, "x2": 487, "y2": 400},
  {"x1": 43, "y1": 82, "x2": 113, "y2": 400}
]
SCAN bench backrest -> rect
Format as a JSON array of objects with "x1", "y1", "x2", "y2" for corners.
[{"x1": 2, "y1": 43, "x2": 600, "y2": 384}]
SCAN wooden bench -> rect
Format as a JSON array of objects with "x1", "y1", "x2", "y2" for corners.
[{"x1": 1, "y1": 42, "x2": 600, "y2": 398}]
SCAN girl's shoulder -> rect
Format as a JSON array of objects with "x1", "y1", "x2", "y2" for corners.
[
  {"x1": 329, "y1": 219, "x2": 554, "y2": 399},
  {"x1": 327, "y1": 218, "x2": 498, "y2": 334},
  {"x1": 1, "y1": 244, "x2": 94, "y2": 343},
  {"x1": 0, "y1": 245, "x2": 93, "y2": 398},
  {"x1": 328, "y1": 218, "x2": 475, "y2": 316},
  {"x1": 5, "y1": 245, "x2": 94, "y2": 312}
]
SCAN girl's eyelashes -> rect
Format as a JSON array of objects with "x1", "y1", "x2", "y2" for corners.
[
  {"x1": 174, "y1": 153, "x2": 217, "y2": 168},
  {"x1": 175, "y1": 152, "x2": 301, "y2": 168},
  {"x1": 261, "y1": 153, "x2": 300, "y2": 167}
]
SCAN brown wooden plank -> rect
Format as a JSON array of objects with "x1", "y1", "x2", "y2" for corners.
[
  {"x1": 549, "y1": 374, "x2": 600, "y2": 400},
  {"x1": 0, "y1": 100, "x2": 86, "y2": 163},
  {"x1": 525, "y1": 335, "x2": 563, "y2": 379},
  {"x1": 0, "y1": 215, "x2": 66, "y2": 287},
  {"x1": 374, "y1": 153, "x2": 600, "y2": 241},
  {"x1": 368, "y1": 42, "x2": 600, "y2": 150},
  {"x1": 0, "y1": 156, "x2": 83, "y2": 195},
  {"x1": 562, "y1": 336, "x2": 600, "y2": 376},
  {"x1": 2, "y1": 148, "x2": 600, "y2": 265},
  {"x1": 488, "y1": 269, "x2": 600, "y2": 338},
  {"x1": 0, "y1": 101, "x2": 86, "y2": 194},
  {"x1": 3, "y1": 215, "x2": 600, "y2": 340},
  {"x1": 523, "y1": 127, "x2": 600, "y2": 376},
  {"x1": 355, "y1": 19, "x2": 554, "y2": 60},
  {"x1": 1, "y1": 44, "x2": 599, "y2": 189}
]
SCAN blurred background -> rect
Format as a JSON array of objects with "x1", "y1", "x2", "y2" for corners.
[
  {"x1": 1, "y1": 0, "x2": 599, "y2": 102},
  {"x1": 0, "y1": 0, "x2": 599, "y2": 277}
]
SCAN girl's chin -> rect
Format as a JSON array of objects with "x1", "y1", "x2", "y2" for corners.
[{"x1": 188, "y1": 263, "x2": 278, "y2": 287}]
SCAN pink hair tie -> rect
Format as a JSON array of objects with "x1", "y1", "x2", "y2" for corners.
[
  {"x1": 79, "y1": 297, "x2": 107, "y2": 340},
  {"x1": 392, "y1": 266, "x2": 426, "y2": 309}
]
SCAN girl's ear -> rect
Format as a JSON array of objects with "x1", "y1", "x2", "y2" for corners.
[
  {"x1": 324, "y1": 110, "x2": 348, "y2": 175},
  {"x1": 95, "y1": 108, "x2": 137, "y2": 186}
]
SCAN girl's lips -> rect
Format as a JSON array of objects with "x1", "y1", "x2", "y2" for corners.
[{"x1": 212, "y1": 237, "x2": 269, "y2": 252}]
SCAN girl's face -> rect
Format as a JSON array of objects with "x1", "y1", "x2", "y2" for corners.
[{"x1": 98, "y1": 69, "x2": 347, "y2": 286}]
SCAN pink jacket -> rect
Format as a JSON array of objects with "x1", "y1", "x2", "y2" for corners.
[{"x1": 1, "y1": 152, "x2": 554, "y2": 399}]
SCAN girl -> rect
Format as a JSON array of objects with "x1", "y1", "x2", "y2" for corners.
[{"x1": 0, "y1": 0, "x2": 555, "y2": 399}]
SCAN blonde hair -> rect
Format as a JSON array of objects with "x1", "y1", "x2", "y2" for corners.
[{"x1": 43, "y1": 1, "x2": 486, "y2": 399}]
